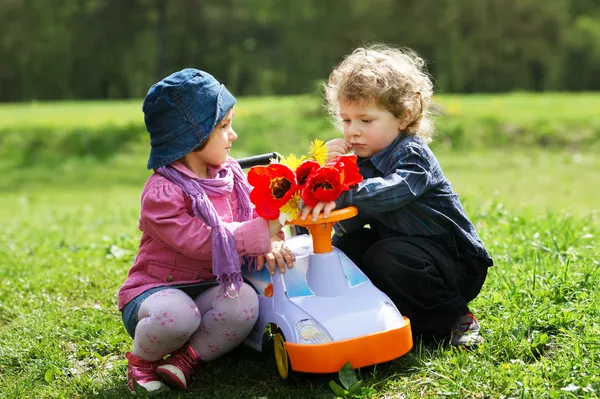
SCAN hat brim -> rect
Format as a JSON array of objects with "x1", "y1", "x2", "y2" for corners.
[
  {"x1": 211, "y1": 85, "x2": 236, "y2": 131},
  {"x1": 146, "y1": 126, "x2": 202, "y2": 169}
]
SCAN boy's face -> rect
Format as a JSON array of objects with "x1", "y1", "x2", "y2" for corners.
[
  {"x1": 196, "y1": 108, "x2": 237, "y2": 166},
  {"x1": 339, "y1": 100, "x2": 403, "y2": 158}
]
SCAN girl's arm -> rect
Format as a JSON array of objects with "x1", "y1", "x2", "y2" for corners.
[
  {"x1": 141, "y1": 183, "x2": 272, "y2": 260},
  {"x1": 253, "y1": 207, "x2": 285, "y2": 240},
  {"x1": 336, "y1": 144, "x2": 433, "y2": 213}
]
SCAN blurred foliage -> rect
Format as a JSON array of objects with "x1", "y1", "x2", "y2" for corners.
[
  {"x1": 1, "y1": 0, "x2": 600, "y2": 101},
  {"x1": 1, "y1": 93, "x2": 599, "y2": 174}
]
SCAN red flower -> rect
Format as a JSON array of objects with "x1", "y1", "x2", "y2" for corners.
[
  {"x1": 327, "y1": 154, "x2": 362, "y2": 190},
  {"x1": 248, "y1": 163, "x2": 297, "y2": 219},
  {"x1": 301, "y1": 166, "x2": 343, "y2": 207},
  {"x1": 295, "y1": 160, "x2": 321, "y2": 188}
]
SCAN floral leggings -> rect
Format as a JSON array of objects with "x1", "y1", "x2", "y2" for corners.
[{"x1": 131, "y1": 283, "x2": 259, "y2": 362}]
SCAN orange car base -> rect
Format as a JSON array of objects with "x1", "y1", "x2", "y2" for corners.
[{"x1": 243, "y1": 206, "x2": 413, "y2": 379}]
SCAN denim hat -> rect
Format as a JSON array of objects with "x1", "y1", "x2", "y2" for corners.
[{"x1": 142, "y1": 68, "x2": 236, "y2": 169}]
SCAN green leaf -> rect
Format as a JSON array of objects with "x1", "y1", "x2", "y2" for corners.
[
  {"x1": 44, "y1": 364, "x2": 62, "y2": 383},
  {"x1": 44, "y1": 368, "x2": 55, "y2": 383},
  {"x1": 530, "y1": 332, "x2": 550, "y2": 355},
  {"x1": 338, "y1": 362, "x2": 358, "y2": 390},
  {"x1": 348, "y1": 381, "x2": 363, "y2": 395},
  {"x1": 92, "y1": 351, "x2": 105, "y2": 362},
  {"x1": 329, "y1": 380, "x2": 349, "y2": 397}
]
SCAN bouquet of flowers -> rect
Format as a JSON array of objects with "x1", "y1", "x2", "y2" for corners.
[{"x1": 247, "y1": 140, "x2": 363, "y2": 224}]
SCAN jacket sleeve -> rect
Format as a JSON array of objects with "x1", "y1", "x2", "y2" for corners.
[
  {"x1": 141, "y1": 182, "x2": 272, "y2": 260},
  {"x1": 252, "y1": 203, "x2": 285, "y2": 241},
  {"x1": 336, "y1": 145, "x2": 433, "y2": 213}
]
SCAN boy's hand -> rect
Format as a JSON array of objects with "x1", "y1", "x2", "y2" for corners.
[
  {"x1": 300, "y1": 201, "x2": 337, "y2": 222},
  {"x1": 256, "y1": 235, "x2": 296, "y2": 275},
  {"x1": 325, "y1": 138, "x2": 351, "y2": 163}
]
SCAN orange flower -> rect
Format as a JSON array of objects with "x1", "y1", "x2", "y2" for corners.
[
  {"x1": 327, "y1": 154, "x2": 363, "y2": 190},
  {"x1": 248, "y1": 163, "x2": 298, "y2": 220},
  {"x1": 301, "y1": 166, "x2": 343, "y2": 207}
]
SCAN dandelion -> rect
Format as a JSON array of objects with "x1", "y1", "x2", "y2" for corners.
[{"x1": 307, "y1": 139, "x2": 328, "y2": 165}]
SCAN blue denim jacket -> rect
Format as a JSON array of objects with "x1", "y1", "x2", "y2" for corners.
[{"x1": 335, "y1": 134, "x2": 493, "y2": 267}]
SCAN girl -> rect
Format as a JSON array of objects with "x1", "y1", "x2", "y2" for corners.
[
  {"x1": 301, "y1": 45, "x2": 493, "y2": 347},
  {"x1": 118, "y1": 69, "x2": 294, "y2": 394}
]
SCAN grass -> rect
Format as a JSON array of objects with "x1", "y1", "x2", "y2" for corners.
[
  {"x1": 0, "y1": 176, "x2": 598, "y2": 398},
  {"x1": 2, "y1": 92, "x2": 600, "y2": 130},
  {"x1": 0, "y1": 94, "x2": 599, "y2": 398}
]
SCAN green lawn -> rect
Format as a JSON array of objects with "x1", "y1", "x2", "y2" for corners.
[
  {"x1": 1, "y1": 93, "x2": 600, "y2": 178},
  {"x1": 0, "y1": 95, "x2": 599, "y2": 398},
  {"x1": 2, "y1": 92, "x2": 600, "y2": 130}
]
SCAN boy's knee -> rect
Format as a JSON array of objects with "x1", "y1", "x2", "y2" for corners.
[
  {"x1": 364, "y1": 240, "x2": 391, "y2": 266},
  {"x1": 365, "y1": 238, "x2": 415, "y2": 263},
  {"x1": 363, "y1": 239, "x2": 414, "y2": 281}
]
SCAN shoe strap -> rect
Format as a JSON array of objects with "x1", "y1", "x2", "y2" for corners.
[{"x1": 127, "y1": 352, "x2": 158, "y2": 371}]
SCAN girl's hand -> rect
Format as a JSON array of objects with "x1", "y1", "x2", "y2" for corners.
[
  {"x1": 257, "y1": 236, "x2": 296, "y2": 275},
  {"x1": 325, "y1": 138, "x2": 351, "y2": 163},
  {"x1": 267, "y1": 219, "x2": 283, "y2": 237},
  {"x1": 300, "y1": 201, "x2": 337, "y2": 222}
]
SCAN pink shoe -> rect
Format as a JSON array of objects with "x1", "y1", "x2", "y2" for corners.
[
  {"x1": 156, "y1": 344, "x2": 203, "y2": 390},
  {"x1": 126, "y1": 352, "x2": 169, "y2": 394}
]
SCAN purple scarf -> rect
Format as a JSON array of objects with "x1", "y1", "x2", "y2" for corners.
[{"x1": 157, "y1": 162, "x2": 256, "y2": 292}]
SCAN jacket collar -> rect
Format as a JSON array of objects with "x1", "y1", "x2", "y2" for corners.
[{"x1": 360, "y1": 134, "x2": 408, "y2": 173}]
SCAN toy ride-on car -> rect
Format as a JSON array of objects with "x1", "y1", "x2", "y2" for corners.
[{"x1": 235, "y1": 152, "x2": 414, "y2": 379}]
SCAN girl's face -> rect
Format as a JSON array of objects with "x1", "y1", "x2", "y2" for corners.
[
  {"x1": 339, "y1": 100, "x2": 404, "y2": 158},
  {"x1": 196, "y1": 109, "x2": 238, "y2": 166}
]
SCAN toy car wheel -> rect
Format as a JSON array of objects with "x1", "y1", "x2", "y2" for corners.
[{"x1": 273, "y1": 330, "x2": 292, "y2": 380}]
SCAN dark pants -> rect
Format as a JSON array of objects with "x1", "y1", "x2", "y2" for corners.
[{"x1": 333, "y1": 228, "x2": 488, "y2": 337}]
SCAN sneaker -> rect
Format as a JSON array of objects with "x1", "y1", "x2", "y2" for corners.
[
  {"x1": 156, "y1": 344, "x2": 203, "y2": 390},
  {"x1": 450, "y1": 313, "x2": 484, "y2": 347},
  {"x1": 126, "y1": 352, "x2": 169, "y2": 394}
]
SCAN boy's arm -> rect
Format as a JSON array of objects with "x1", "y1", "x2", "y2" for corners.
[
  {"x1": 141, "y1": 183, "x2": 272, "y2": 260},
  {"x1": 335, "y1": 145, "x2": 432, "y2": 213}
]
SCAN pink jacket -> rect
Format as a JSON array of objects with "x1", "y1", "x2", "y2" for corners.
[{"x1": 118, "y1": 160, "x2": 272, "y2": 310}]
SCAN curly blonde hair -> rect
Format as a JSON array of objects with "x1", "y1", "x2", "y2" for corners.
[{"x1": 324, "y1": 44, "x2": 436, "y2": 142}]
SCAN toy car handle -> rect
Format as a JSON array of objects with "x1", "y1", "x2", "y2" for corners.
[
  {"x1": 291, "y1": 206, "x2": 358, "y2": 226},
  {"x1": 289, "y1": 206, "x2": 358, "y2": 254},
  {"x1": 237, "y1": 152, "x2": 282, "y2": 169}
]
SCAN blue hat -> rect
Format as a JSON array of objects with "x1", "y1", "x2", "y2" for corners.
[{"x1": 142, "y1": 68, "x2": 236, "y2": 169}]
